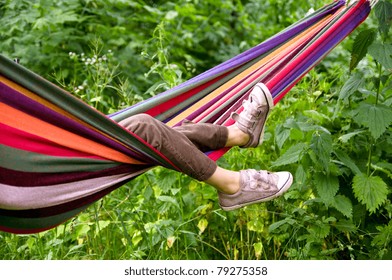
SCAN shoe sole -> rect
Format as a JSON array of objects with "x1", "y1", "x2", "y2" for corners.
[
  {"x1": 243, "y1": 83, "x2": 274, "y2": 148},
  {"x1": 220, "y1": 172, "x2": 293, "y2": 211},
  {"x1": 255, "y1": 83, "x2": 274, "y2": 146}
]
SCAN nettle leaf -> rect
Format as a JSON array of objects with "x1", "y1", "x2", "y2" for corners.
[
  {"x1": 339, "y1": 72, "x2": 365, "y2": 101},
  {"x1": 334, "y1": 149, "x2": 362, "y2": 175},
  {"x1": 374, "y1": 0, "x2": 392, "y2": 37},
  {"x1": 157, "y1": 195, "x2": 180, "y2": 210},
  {"x1": 353, "y1": 174, "x2": 389, "y2": 213},
  {"x1": 314, "y1": 173, "x2": 339, "y2": 206},
  {"x1": 158, "y1": 171, "x2": 178, "y2": 193},
  {"x1": 275, "y1": 124, "x2": 291, "y2": 149},
  {"x1": 378, "y1": 162, "x2": 392, "y2": 173},
  {"x1": 372, "y1": 162, "x2": 392, "y2": 180},
  {"x1": 303, "y1": 110, "x2": 331, "y2": 124},
  {"x1": 295, "y1": 164, "x2": 307, "y2": 191},
  {"x1": 310, "y1": 131, "x2": 332, "y2": 170},
  {"x1": 271, "y1": 142, "x2": 307, "y2": 167},
  {"x1": 372, "y1": 220, "x2": 392, "y2": 247},
  {"x1": 368, "y1": 42, "x2": 392, "y2": 71},
  {"x1": 334, "y1": 219, "x2": 357, "y2": 233},
  {"x1": 332, "y1": 195, "x2": 353, "y2": 218},
  {"x1": 268, "y1": 218, "x2": 296, "y2": 233},
  {"x1": 353, "y1": 103, "x2": 392, "y2": 139},
  {"x1": 350, "y1": 29, "x2": 377, "y2": 71},
  {"x1": 338, "y1": 130, "x2": 366, "y2": 143},
  {"x1": 309, "y1": 220, "x2": 330, "y2": 239}
]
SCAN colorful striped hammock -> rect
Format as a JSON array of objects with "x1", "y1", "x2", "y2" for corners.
[{"x1": 0, "y1": 0, "x2": 373, "y2": 234}]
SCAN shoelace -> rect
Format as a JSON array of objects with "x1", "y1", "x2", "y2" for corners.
[
  {"x1": 251, "y1": 171, "x2": 274, "y2": 190},
  {"x1": 238, "y1": 99, "x2": 263, "y2": 127}
]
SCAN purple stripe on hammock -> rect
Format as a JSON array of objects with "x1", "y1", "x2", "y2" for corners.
[{"x1": 0, "y1": 82, "x2": 151, "y2": 164}]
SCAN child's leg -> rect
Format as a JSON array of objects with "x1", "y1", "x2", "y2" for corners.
[
  {"x1": 173, "y1": 120, "x2": 228, "y2": 152},
  {"x1": 119, "y1": 83, "x2": 293, "y2": 211},
  {"x1": 119, "y1": 114, "x2": 221, "y2": 182}
]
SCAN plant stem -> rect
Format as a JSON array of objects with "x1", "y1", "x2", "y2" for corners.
[
  {"x1": 367, "y1": 143, "x2": 373, "y2": 176},
  {"x1": 367, "y1": 62, "x2": 383, "y2": 176},
  {"x1": 375, "y1": 61, "x2": 382, "y2": 105}
]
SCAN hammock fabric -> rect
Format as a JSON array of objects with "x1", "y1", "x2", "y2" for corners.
[{"x1": 0, "y1": 0, "x2": 372, "y2": 234}]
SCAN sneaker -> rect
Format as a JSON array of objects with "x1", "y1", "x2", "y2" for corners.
[
  {"x1": 231, "y1": 83, "x2": 274, "y2": 148},
  {"x1": 218, "y1": 169, "x2": 293, "y2": 211}
]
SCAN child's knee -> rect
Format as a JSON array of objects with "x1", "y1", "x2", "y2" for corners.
[{"x1": 119, "y1": 113, "x2": 155, "y2": 130}]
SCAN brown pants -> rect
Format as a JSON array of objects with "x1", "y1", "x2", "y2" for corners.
[{"x1": 119, "y1": 114, "x2": 229, "y2": 181}]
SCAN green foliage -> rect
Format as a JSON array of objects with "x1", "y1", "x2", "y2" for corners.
[
  {"x1": 374, "y1": 0, "x2": 392, "y2": 39},
  {"x1": 314, "y1": 173, "x2": 339, "y2": 206},
  {"x1": 353, "y1": 102, "x2": 392, "y2": 139},
  {"x1": 372, "y1": 220, "x2": 392, "y2": 259},
  {"x1": 350, "y1": 29, "x2": 377, "y2": 71},
  {"x1": 1, "y1": 0, "x2": 391, "y2": 260},
  {"x1": 353, "y1": 174, "x2": 389, "y2": 213},
  {"x1": 368, "y1": 42, "x2": 392, "y2": 70},
  {"x1": 271, "y1": 142, "x2": 307, "y2": 167},
  {"x1": 339, "y1": 72, "x2": 365, "y2": 100}
]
